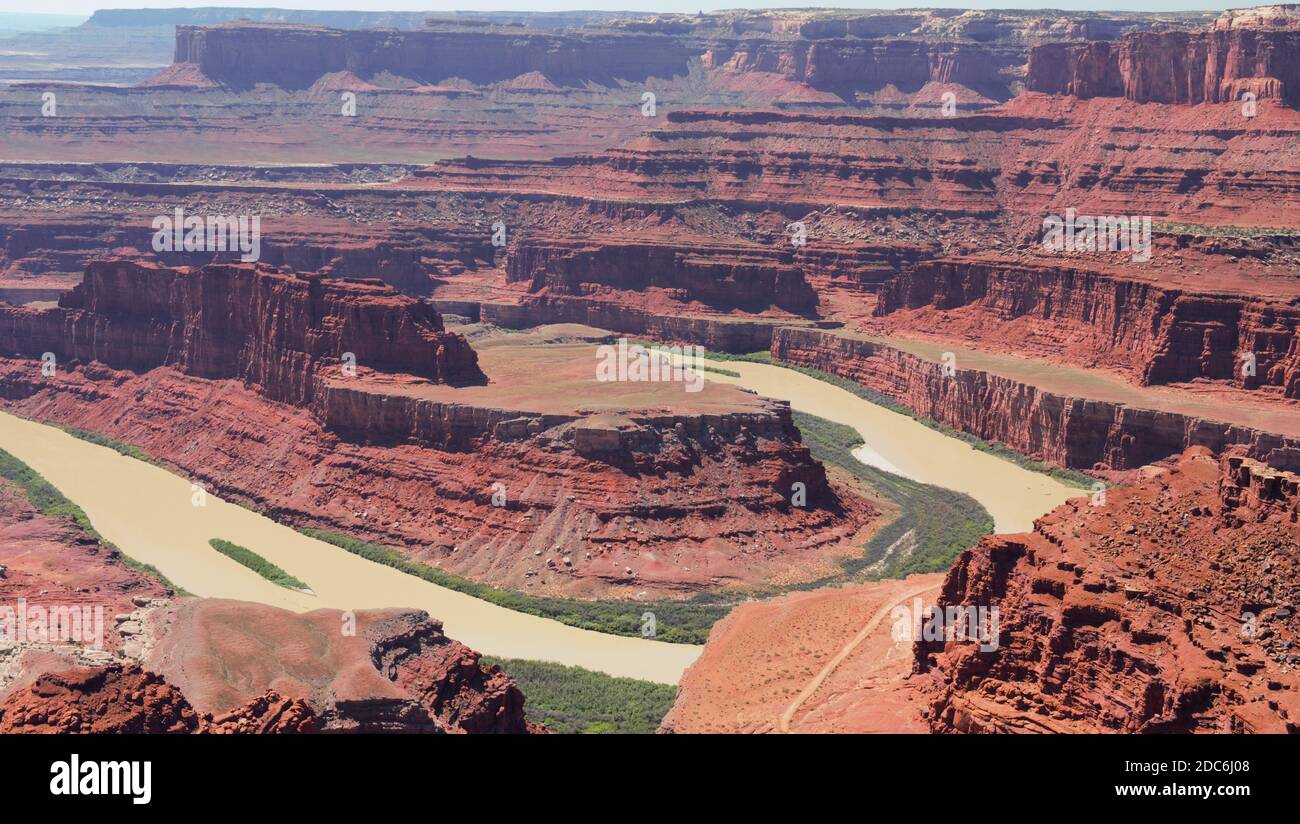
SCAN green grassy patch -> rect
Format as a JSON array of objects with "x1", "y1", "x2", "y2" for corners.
[
  {"x1": 208, "y1": 538, "x2": 309, "y2": 591},
  {"x1": 298, "y1": 528, "x2": 727, "y2": 644},
  {"x1": 0, "y1": 447, "x2": 186, "y2": 593},
  {"x1": 792, "y1": 411, "x2": 994, "y2": 579},
  {"x1": 60, "y1": 426, "x2": 156, "y2": 464},
  {"x1": 484, "y1": 657, "x2": 676, "y2": 734},
  {"x1": 697, "y1": 363, "x2": 740, "y2": 378}
]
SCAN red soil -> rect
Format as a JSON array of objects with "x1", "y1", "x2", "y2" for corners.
[
  {"x1": 667, "y1": 448, "x2": 1300, "y2": 733},
  {"x1": 919, "y1": 449, "x2": 1300, "y2": 733},
  {"x1": 146, "y1": 599, "x2": 536, "y2": 733},
  {"x1": 0, "y1": 477, "x2": 171, "y2": 655}
]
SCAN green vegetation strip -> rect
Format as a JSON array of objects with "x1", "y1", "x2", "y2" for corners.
[
  {"x1": 298, "y1": 528, "x2": 727, "y2": 645},
  {"x1": 792, "y1": 411, "x2": 993, "y2": 580},
  {"x1": 60, "y1": 426, "x2": 157, "y2": 464},
  {"x1": 208, "y1": 538, "x2": 309, "y2": 591},
  {"x1": 697, "y1": 349, "x2": 1096, "y2": 489},
  {"x1": 0, "y1": 446, "x2": 186, "y2": 593},
  {"x1": 485, "y1": 657, "x2": 676, "y2": 734}
]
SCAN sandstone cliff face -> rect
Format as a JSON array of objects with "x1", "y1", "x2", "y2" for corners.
[
  {"x1": 0, "y1": 213, "x2": 495, "y2": 296},
  {"x1": 171, "y1": 22, "x2": 694, "y2": 89},
  {"x1": 875, "y1": 257, "x2": 1300, "y2": 397},
  {"x1": 506, "y1": 236, "x2": 819, "y2": 315},
  {"x1": 1028, "y1": 28, "x2": 1300, "y2": 107},
  {"x1": 703, "y1": 37, "x2": 1017, "y2": 96},
  {"x1": 771, "y1": 326, "x2": 1300, "y2": 471},
  {"x1": 0, "y1": 260, "x2": 484, "y2": 405},
  {"x1": 917, "y1": 449, "x2": 1300, "y2": 733},
  {"x1": 480, "y1": 298, "x2": 791, "y2": 354}
]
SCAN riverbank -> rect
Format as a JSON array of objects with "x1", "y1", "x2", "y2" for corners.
[{"x1": 0, "y1": 410, "x2": 701, "y2": 684}]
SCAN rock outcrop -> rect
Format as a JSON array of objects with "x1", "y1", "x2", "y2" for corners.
[
  {"x1": 0, "y1": 664, "x2": 198, "y2": 734},
  {"x1": 917, "y1": 449, "x2": 1300, "y2": 733},
  {"x1": 145, "y1": 599, "x2": 535, "y2": 733},
  {"x1": 0, "y1": 259, "x2": 485, "y2": 405},
  {"x1": 663, "y1": 447, "x2": 1300, "y2": 733},
  {"x1": 0, "y1": 599, "x2": 543, "y2": 734}
]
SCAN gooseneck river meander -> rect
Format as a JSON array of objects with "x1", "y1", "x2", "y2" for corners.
[{"x1": 0, "y1": 359, "x2": 1080, "y2": 684}]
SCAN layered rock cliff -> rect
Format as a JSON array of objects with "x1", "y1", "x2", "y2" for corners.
[
  {"x1": 702, "y1": 37, "x2": 1018, "y2": 97},
  {"x1": 506, "y1": 236, "x2": 819, "y2": 315},
  {"x1": 875, "y1": 257, "x2": 1300, "y2": 397},
  {"x1": 0, "y1": 259, "x2": 485, "y2": 406},
  {"x1": 1027, "y1": 26, "x2": 1300, "y2": 107},
  {"x1": 168, "y1": 22, "x2": 695, "y2": 90},
  {"x1": 917, "y1": 449, "x2": 1300, "y2": 733},
  {"x1": 771, "y1": 326, "x2": 1300, "y2": 471}
]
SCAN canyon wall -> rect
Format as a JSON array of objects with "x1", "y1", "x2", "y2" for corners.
[
  {"x1": 505, "y1": 236, "x2": 819, "y2": 315},
  {"x1": 0, "y1": 259, "x2": 485, "y2": 405},
  {"x1": 702, "y1": 37, "x2": 1018, "y2": 96},
  {"x1": 917, "y1": 450, "x2": 1300, "y2": 733},
  {"x1": 875, "y1": 257, "x2": 1300, "y2": 396},
  {"x1": 771, "y1": 326, "x2": 1300, "y2": 471},
  {"x1": 0, "y1": 213, "x2": 495, "y2": 296},
  {"x1": 1027, "y1": 28, "x2": 1300, "y2": 106},
  {"x1": 171, "y1": 23, "x2": 696, "y2": 89}
]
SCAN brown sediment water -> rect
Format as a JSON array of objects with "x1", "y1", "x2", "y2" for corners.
[
  {"x1": 708, "y1": 360, "x2": 1083, "y2": 533},
  {"x1": 0, "y1": 410, "x2": 700, "y2": 684}
]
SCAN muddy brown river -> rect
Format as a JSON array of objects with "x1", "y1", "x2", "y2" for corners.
[
  {"x1": 0, "y1": 411, "x2": 701, "y2": 684},
  {"x1": 704, "y1": 359, "x2": 1083, "y2": 533},
  {"x1": 0, "y1": 360, "x2": 1078, "y2": 684}
]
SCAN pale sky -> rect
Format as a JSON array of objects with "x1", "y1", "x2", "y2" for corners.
[{"x1": 0, "y1": 2, "x2": 1241, "y2": 20}]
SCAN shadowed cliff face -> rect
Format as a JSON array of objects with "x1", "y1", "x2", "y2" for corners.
[
  {"x1": 171, "y1": 23, "x2": 697, "y2": 90},
  {"x1": 770, "y1": 326, "x2": 1300, "y2": 473},
  {"x1": 158, "y1": 13, "x2": 1175, "y2": 98}
]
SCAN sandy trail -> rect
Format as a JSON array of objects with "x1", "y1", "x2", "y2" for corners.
[
  {"x1": 0, "y1": 411, "x2": 700, "y2": 684},
  {"x1": 707, "y1": 359, "x2": 1083, "y2": 533},
  {"x1": 778, "y1": 579, "x2": 941, "y2": 733}
]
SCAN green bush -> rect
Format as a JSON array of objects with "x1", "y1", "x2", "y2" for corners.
[
  {"x1": 60, "y1": 427, "x2": 156, "y2": 464},
  {"x1": 485, "y1": 657, "x2": 676, "y2": 734},
  {"x1": 208, "y1": 538, "x2": 308, "y2": 590}
]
